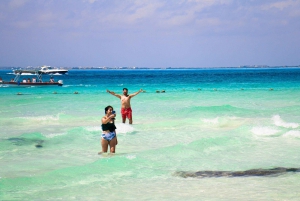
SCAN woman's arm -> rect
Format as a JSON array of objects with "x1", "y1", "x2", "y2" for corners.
[{"x1": 102, "y1": 115, "x2": 115, "y2": 124}]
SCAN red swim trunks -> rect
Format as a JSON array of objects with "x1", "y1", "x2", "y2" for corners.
[{"x1": 121, "y1": 108, "x2": 132, "y2": 119}]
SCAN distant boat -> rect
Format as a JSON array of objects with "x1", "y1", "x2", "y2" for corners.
[
  {"x1": 38, "y1": 66, "x2": 68, "y2": 75},
  {"x1": 13, "y1": 66, "x2": 68, "y2": 75},
  {"x1": 1, "y1": 68, "x2": 64, "y2": 87}
]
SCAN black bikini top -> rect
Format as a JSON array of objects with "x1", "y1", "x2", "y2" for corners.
[{"x1": 101, "y1": 122, "x2": 116, "y2": 132}]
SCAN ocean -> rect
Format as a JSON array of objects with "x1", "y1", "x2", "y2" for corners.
[{"x1": 1, "y1": 68, "x2": 300, "y2": 200}]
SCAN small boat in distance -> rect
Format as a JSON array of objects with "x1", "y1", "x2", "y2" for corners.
[
  {"x1": 13, "y1": 65, "x2": 68, "y2": 75},
  {"x1": 1, "y1": 68, "x2": 64, "y2": 87},
  {"x1": 39, "y1": 66, "x2": 68, "y2": 75}
]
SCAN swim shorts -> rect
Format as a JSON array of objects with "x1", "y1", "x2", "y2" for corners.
[
  {"x1": 121, "y1": 107, "x2": 132, "y2": 119},
  {"x1": 102, "y1": 131, "x2": 116, "y2": 142}
]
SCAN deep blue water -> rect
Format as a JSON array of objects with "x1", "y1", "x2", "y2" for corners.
[{"x1": 1, "y1": 68, "x2": 300, "y2": 94}]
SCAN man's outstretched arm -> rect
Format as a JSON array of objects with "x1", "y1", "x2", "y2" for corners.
[
  {"x1": 107, "y1": 89, "x2": 122, "y2": 98},
  {"x1": 129, "y1": 89, "x2": 143, "y2": 98}
]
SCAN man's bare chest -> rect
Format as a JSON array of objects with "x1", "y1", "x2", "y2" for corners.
[{"x1": 121, "y1": 96, "x2": 130, "y2": 102}]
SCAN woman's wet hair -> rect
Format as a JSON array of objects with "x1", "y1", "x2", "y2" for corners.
[
  {"x1": 105, "y1": 105, "x2": 113, "y2": 114},
  {"x1": 123, "y1": 88, "x2": 128, "y2": 91}
]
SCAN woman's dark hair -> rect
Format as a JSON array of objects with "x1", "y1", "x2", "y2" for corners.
[
  {"x1": 105, "y1": 105, "x2": 113, "y2": 114},
  {"x1": 123, "y1": 88, "x2": 128, "y2": 91}
]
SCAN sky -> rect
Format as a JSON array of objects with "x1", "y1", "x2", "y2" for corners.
[{"x1": 0, "y1": 0, "x2": 299, "y2": 68}]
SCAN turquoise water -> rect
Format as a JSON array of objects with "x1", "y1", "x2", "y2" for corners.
[{"x1": 1, "y1": 68, "x2": 300, "y2": 200}]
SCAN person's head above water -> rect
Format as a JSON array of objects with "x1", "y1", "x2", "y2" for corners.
[
  {"x1": 123, "y1": 88, "x2": 128, "y2": 95},
  {"x1": 105, "y1": 105, "x2": 114, "y2": 114}
]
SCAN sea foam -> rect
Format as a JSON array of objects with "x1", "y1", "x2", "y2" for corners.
[
  {"x1": 44, "y1": 132, "x2": 67, "y2": 138},
  {"x1": 251, "y1": 126, "x2": 279, "y2": 136},
  {"x1": 283, "y1": 130, "x2": 300, "y2": 138},
  {"x1": 115, "y1": 123, "x2": 134, "y2": 134},
  {"x1": 18, "y1": 114, "x2": 60, "y2": 121},
  {"x1": 272, "y1": 115, "x2": 299, "y2": 128},
  {"x1": 202, "y1": 117, "x2": 219, "y2": 124}
]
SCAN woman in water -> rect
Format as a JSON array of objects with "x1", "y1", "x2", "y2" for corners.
[{"x1": 99, "y1": 105, "x2": 117, "y2": 154}]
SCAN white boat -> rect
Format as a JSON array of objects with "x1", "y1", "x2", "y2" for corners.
[
  {"x1": 13, "y1": 66, "x2": 68, "y2": 75},
  {"x1": 38, "y1": 66, "x2": 68, "y2": 75}
]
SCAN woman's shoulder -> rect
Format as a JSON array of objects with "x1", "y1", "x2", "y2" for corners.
[{"x1": 101, "y1": 116, "x2": 108, "y2": 122}]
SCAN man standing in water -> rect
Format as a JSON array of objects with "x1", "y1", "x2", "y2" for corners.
[{"x1": 106, "y1": 88, "x2": 143, "y2": 124}]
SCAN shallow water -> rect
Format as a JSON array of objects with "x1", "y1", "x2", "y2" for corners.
[{"x1": 1, "y1": 68, "x2": 300, "y2": 200}]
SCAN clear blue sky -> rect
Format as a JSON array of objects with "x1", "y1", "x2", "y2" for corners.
[{"x1": 0, "y1": 0, "x2": 299, "y2": 67}]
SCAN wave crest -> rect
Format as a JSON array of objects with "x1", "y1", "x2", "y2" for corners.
[
  {"x1": 272, "y1": 115, "x2": 299, "y2": 128},
  {"x1": 283, "y1": 130, "x2": 300, "y2": 138}
]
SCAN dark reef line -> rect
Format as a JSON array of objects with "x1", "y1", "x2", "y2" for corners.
[{"x1": 175, "y1": 167, "x2": 300, "y2": 178}]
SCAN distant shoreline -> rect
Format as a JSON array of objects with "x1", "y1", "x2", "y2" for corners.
[{"x1": 0, "y1": 66, "x2": 299, "y2": 70}]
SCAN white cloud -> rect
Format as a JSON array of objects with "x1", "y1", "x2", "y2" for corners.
[
  {"x1": 91, "y1": 1, "x2": 164, "y2": 28},
  {"x1": 260, "y1": 0, "x2": 300, "y2": 10},
  {"x1": 125, "y1": 1, "x2": 164, "y2": 24},
  {"x1": 37, "y1": 11, "x2": 56, "y2": 22},
  {"x1": 9, "y1": 0, "x2": 29, "y2": 8},
  {"x1": 92, "y1": 0, "x2": 232, "y2": 27},
  {"x1": 83, "y1": 0, "x2": 98, "y2": 3},
  {"x1": 1, "y1": 0, "x2": 299, "y2": 37},
  {"x1": 195, "y1": 17, "x2": 221, "y2": 27},
  {"x1": 12, "y1": 20, "x2": 32, "y2": 29},
  {"x1": 290, "y1": 8, "x2": 300, "y2": 17},
  {"x1": 0, "y1": 0, "x2": 235, "y2": 33}
]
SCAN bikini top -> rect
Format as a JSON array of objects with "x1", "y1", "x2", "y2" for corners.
[{"x1": 101, "y1": 122, "x2": 116, "y2": 132}]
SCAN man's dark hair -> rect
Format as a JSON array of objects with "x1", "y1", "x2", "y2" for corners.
[
  {"x1": 105, "y1": 105, "x2": 113, "y2": 114},
  {"x1": 123, "y1": 88, "x2": 128, "y2": 91}
]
